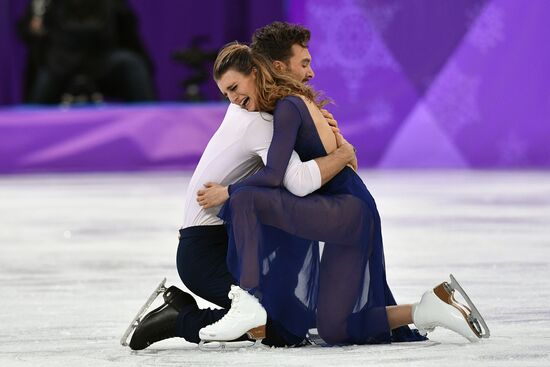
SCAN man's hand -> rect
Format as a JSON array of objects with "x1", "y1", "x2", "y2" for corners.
[
  {"x1": 314, "y1": 129, "x2": 358, "y2": 184},
  {"x1": 323, "y1": 109, "x2": 347, "y2": 148},
  {"x1": 348, "y1": 155, "x2": 358, "y2": 172},
  {"x1": 321, "y1": 109, "x2": 338, "y2": 129},
  {"x1": 197, "y1": 182, "x2": 229, "y2": 209},
  {"x1": 325, "y1": 110, "x2": 358, "y2": 172},
  {"x1": 334, "y1": 132, "x2": 357, "y2": 171}
]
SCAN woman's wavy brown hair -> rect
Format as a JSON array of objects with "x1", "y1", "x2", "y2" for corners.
[{"x1": 213, "y1": 42, "x2": 329, "y2": 113}]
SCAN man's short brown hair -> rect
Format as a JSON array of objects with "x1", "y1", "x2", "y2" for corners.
[{"x1": 250, "y1": 21, "x2": 311, "y2": 63}]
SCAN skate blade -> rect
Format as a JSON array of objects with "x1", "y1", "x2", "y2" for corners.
[
  {"x1": 307, "y1": 328, "x2": 326, "y2": 346},
  {"x1": 439, "y1": 274, "x2": 490, "y2": 339},
  {"x1": 448, "y1": 274, "x2": 490, "y2": 338},
  {"x1": 200, "y1": 324, "x2": 266, "y2": 343},
  {"x1": 120, "y1": 278, "x2": 167, "y2": 347},
  {"x1": 199, "y1": 339, "x2": 260, "y2": 351}
]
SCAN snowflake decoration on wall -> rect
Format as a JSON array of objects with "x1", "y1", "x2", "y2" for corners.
[
  {"x1": 466, "y1": 2, "x2": 505, "y2": 54},
  {"x1": 365, "y1": 99, "x2": 394, "y2": 130},
  {"x1": 426, "y1": 62, "x2": 481, "y2": 136},
  {"x1": 497, "y1": 131, "x2": 529, "y2": 166},
  {"x1": 307, "y1": 0, "x2": 399, "y2": 100}
]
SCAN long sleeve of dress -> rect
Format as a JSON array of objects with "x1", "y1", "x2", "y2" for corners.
[
  {"x1": 246, "y1": 115, "x2": 321, "y2": 197},
  {"x1": 228, "y1": 98, "x2": 302, "y2": 194}
]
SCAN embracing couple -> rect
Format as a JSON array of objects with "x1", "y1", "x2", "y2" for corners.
[{"x1": 123, "y1": 22, "x2": 489, "y2": 350}]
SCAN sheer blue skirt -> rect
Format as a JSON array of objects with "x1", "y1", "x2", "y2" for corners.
[{"x1": 219, "y1": 167, "x2": 426, "y2": 345}]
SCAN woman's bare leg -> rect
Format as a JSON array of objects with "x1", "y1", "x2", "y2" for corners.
[{"x1": 386, "y1": 304, "x2": 414, "y2": 330}]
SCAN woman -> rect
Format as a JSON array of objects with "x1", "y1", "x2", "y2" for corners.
[{"x1": 197, "y1": 43, "x2": 489, "y2": 346}]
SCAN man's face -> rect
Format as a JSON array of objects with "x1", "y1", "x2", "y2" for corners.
[{"x1": 285, "y1": 44, "x2": 315, "y2": 83}]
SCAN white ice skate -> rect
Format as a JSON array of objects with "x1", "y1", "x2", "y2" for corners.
[
  {"x1": 413, "y1": 274, "x2": 490, "y2": 342},
  {"x1": 199, "y1": 285, "x2": 267, "y2": 349},
  {"x1": 120, "y1": 278, "x2": 167, "y2": 346}
]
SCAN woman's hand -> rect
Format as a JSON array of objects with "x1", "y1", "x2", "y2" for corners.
[{"x1": 197, "y1": 182, "x2": 229, "y2": 209}]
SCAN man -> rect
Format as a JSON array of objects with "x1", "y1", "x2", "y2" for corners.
[
  {"x1": 125, "y1": 22, "x2": 355, "y2": 350},
  {"x1": 18, "y1": 0, "x2": 155, "y2": 104},
  {"x1": 251, "y1": 21, "x2": 315, "y2": 83}
]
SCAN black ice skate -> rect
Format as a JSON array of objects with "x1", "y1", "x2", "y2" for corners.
[{"x1": 120, "y1": 278, "x2": 198, "y2": 349}]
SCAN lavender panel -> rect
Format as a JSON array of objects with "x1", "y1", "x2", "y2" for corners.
[{"x1": 0, "y1": 104, "x2": 228, "y2": 173}]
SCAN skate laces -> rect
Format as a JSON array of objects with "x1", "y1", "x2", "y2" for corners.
[
  {"x1": 228, "y1": 286, "x2": 240, "y2": 300},
  {"x1": 207, "y1": 287, "x2": 242, "y2": 328},
  {"x1": 226, "y1": 287, "x2": 243, "y2": 317}
]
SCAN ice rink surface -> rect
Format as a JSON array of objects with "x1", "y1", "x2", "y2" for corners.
[{"x1": 0, "y1": 170, "x2": 549, "y2": 367}]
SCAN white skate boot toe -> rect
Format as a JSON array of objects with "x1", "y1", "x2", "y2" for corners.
[
  {"x1": 413, "y1": 275, "x2": 489, "y2": 342},
  {"x1": 199, "y1": 285, "x2": 267, "y2": 344}
]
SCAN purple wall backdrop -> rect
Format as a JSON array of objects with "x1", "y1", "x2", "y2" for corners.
[
  {"x1": 1, "y1": 0, "x2": 549, "y2": 171},
  {"x1": 289, "y1": 0, "x2": 550, "y2": 168},
  {"x1": 0, "y1": 0, "x2": 285, "y2": 104}
]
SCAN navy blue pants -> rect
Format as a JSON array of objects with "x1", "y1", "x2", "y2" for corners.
[{"x1": 175, "y1": 225, "x2": 304, "y2": 346}]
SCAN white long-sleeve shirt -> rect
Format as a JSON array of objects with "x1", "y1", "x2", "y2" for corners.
[{"x1": 182, "y1": 103, "x2": 322, "y2": 228}]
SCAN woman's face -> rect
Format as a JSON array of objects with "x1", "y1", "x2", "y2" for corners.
[{"x1": 217, "y1": 69, "x2": 258, "y2": 111}]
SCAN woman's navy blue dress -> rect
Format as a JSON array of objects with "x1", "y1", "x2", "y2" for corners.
[{"x1": 219, "y1": 96, "x2": 426, "y2": 345}]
